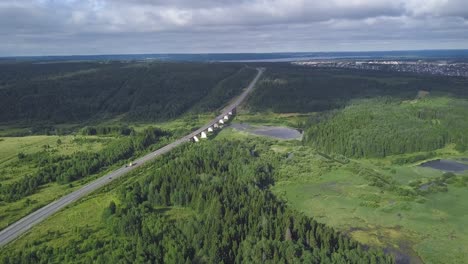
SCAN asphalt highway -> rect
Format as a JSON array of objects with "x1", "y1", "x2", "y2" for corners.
[{"x1": 0, "y1": 67, "x2": 264, "y2": 247}]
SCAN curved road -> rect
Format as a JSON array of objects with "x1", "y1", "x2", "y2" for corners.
[{"x1": 0, "y1": 67, "x2": 264, "y2": 247}]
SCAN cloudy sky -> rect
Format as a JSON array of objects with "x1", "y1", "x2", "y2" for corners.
[{"x1": 1, "y1": 0, "x2": 467, "y2": 56}]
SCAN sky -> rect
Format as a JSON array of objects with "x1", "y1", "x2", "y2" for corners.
[{"x1": 1, "y1": 0, "x2": 467, "y2": 56}]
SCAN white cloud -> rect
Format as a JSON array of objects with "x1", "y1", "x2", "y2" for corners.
[{"x1": 0, "y1": 0, "x2": 466, "y2": 55}]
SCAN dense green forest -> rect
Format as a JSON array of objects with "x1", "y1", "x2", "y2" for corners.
[
  {"x1": 0, "y1": 62, "x2": 256, "y2": 123},
  {"x1": 304, "y1": 97, "x2": 468, "y2": 158},
  {"x1": 192, "y1": 67, "x2": 257, "y2": 112},
  {"x1": 248, "y1": 64, "x2": 468, "y2": 113},
  {"x1": 1, "y1": 140, "x2": 394, "y2": 264},
  {"x1": 0, "y1": 127, "x2": 169, "y2": 202}
]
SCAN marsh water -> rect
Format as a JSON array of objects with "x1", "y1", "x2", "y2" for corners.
[
  {"x1": 230, "y1": 123, "x2": 302, "y2": 140},
  {"x1": 419, "y1": 159, "x2": 468, "y2": 172}
]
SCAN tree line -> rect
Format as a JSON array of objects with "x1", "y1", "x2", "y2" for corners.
[
  {"x1": 192, "y1": 67, "x2": 258, "y2": 113},
  {"x1": 80, "y1": 125, "x2": 134, "y2": 136}
]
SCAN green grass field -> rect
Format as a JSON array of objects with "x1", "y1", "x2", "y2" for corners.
[
  {"x1": 0, "y1": 135, "x2": 108, "y2": 165},
  {"x1": 274, "y1": 180, "x2": 468, "y2": 263},
  {"x1": 0, "y1": 134, "x2": 111, "y2": 186},
  {"x1": 130, "y1": 112, "x2": 216, "y2": 136},
  {"x1": 268, "y1": 139, "x2": 468, "y2": 264},
  {"x1": 0, "y1": 136, "x2": 63, "y2": 165},
  {"x1": 234, "y1": 110, "x2": 310, "y2": 128},
  {"x1": 0, "y1": 133, "x2": 118, "y2": 231}
]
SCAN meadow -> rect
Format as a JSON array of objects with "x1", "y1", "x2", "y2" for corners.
[
  {"x1": 270, "y1": 142, "x2": 468, "y2": 264},
  {"x1": 0, "y1": 134, "x2": 116, "y2": 230}
]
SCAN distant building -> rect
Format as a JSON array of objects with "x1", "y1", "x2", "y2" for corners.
[
  {"x1": 223, "y1": 115, "x2": 229, "y2": 120},
  {"x1": 193, "y1": 136, "x2": 199, "y2": 142},
  {"x1": 208, "y1": 127, "x2": 213, "y2": 132},
  {"x1": 228, "y1": 111, "x2": 233, "y2": 116},
  {"x1": 219, "y1": 119, "x2": 224, "y2": 124},
  {"x1": 214, "y1": 123, "x2": 219, "y2": 128},
  {"x1": 201, "y1": 132, "x2": 207, "y2": 139}
]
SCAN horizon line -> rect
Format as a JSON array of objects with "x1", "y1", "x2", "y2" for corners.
[{"x1": 2, "y1": 48, "x2": 468, "y2": 59}]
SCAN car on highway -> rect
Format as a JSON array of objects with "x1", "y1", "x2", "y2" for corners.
[{"x1": 125, "y1": 162, "x2": 137, "y2": 168}]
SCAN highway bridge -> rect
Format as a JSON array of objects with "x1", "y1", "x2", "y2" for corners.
[{"x1": 0, "y1": 67, "x2": 264, "y2": 247}]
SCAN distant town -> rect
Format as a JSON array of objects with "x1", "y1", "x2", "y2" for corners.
[{"x1": 293, "y1": 60, "x2": 468, "y2": 77}]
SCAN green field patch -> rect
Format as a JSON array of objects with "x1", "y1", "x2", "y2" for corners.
[
  {"x1": 0, "y1": 135, "x2": 110, "y2": 186},
  {"x1": 234, "y1": 111, "x2": 310, "y2": 128},
  {"x1": 214, "y1": 127, "x2": 253, "y2": 141},
  {"x1": 0, "y1": 136, "x2": 60, "y2": 165},
  {"x1": 274, "y1": 147, "x2": 468, "y2": 263},
  {"x1": 131, "y1": 113, "x2": 214, "y2": 138},
  {"x1": 265, "y1": 131, "x2": 468, "y2": 263},
  {"x1": 0, "y1": 135, "x2": 107, "y2": 166}
]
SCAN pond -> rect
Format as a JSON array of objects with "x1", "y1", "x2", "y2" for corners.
[
  {"x1": 230, "y1": 123, "x2": 302, "y2": 140},
  {"x1": 419, "y1": 159, "x2": 468, "y2": 173}
]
